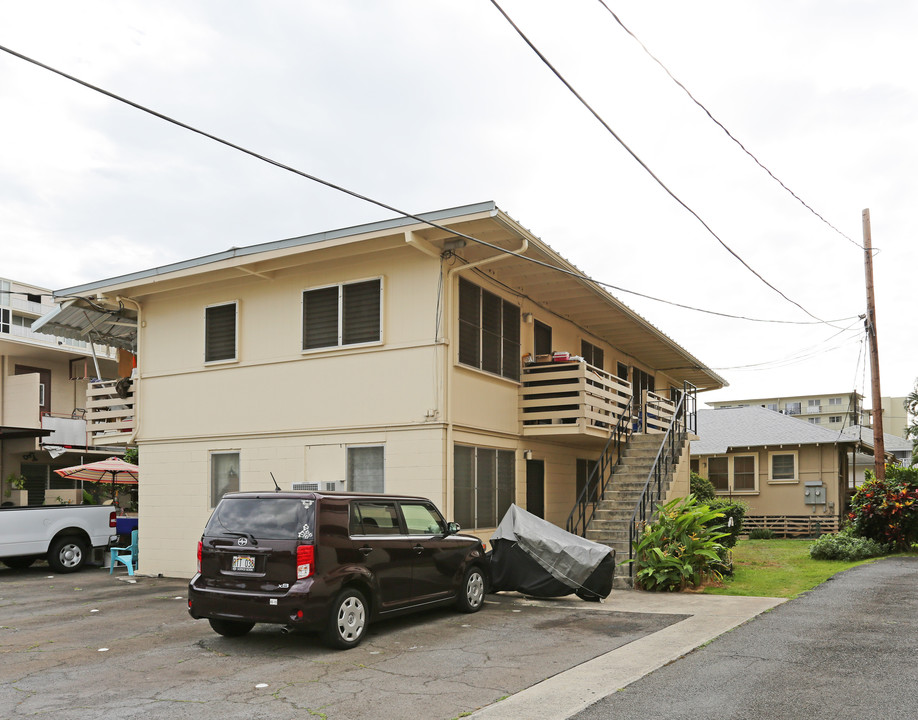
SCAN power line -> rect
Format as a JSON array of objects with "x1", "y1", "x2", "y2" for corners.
[
  {"x1": 488, "y1": 0, "x2": 839, "y2": 327},
  {"x1": 0, "y1": 43, "x2": 854, "y2": 329},
  {"x1": 594, "y1": 0, "x2": 866, "y2": 252}
]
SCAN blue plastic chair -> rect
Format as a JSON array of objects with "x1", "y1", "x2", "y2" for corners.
[{"x1": 110, "y1": 529, "x2": 138, "y2": 576}]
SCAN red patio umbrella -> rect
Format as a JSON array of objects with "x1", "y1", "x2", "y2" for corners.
[{"x1": 54, "y1": 456, "x2": 139, "y2": 504}]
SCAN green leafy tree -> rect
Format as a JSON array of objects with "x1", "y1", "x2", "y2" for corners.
[
  {"x1": 848, "y1": 464, "x2": 918, "y2": 550},
  {"x1": 906, "y1": 382, "x2": 918, "y2": 464}
]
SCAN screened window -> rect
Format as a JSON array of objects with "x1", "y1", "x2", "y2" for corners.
[
  {"x1": 0, "y1": 308, "x2": 9, "y2": 334},
  {"x1": 580, "y1": 340, "x2": 604, "y2": 370},
  {"x1": 205, "y1": 303, "x2": 237, "y2": 362},
  {"x1": 347, "y1": 446, "x2": 384, "y2": 493},
  {"x1": 457, "y1": 278, "x2": 520, "y2": 381},
  {"x1": 771, "y1": 453, "x2": 796, "y2": 481},
  {"x1": 454, "y1": 445, "x2": 515, "y2": 529},
  {"x1": 708, "y1": 457, "x2": 729, "y2": 491},
  {"x1": 733, "y1": 455, "x2": 756, "y2": 491},
  {"x1": 210, "y1": 452, "x2": 240, "y2": 507},
  {"x1": 303, "y1": 279, "x2": 381, "y2": 350}
]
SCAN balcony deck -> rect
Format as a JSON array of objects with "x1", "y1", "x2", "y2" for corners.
[
  {"x1": 520, "y1": 361, "x2": 631, "y2": 440},
  {"x1": 86, "y1": 379, "x2": 134, "y2": 446}
]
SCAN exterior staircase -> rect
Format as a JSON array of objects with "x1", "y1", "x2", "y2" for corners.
[{"x1": 584, "y1": 433, "x2": 686, "y2": 588}]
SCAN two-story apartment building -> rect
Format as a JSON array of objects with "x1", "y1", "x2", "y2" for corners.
[
  {"x1": 1, "y1": 278, "x2": 124, "y2": 506},
  {"x1": 41, "y1": 202, "x2": 725, "y2": 577}
]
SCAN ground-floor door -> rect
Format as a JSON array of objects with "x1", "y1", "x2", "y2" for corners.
[{"x1": 526, "y1": 459, "x2": 545, "y2": 519}]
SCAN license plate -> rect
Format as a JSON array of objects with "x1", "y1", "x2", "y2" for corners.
[{"x1": 232, "y1": 555, "x2": 256, "y2": 572}]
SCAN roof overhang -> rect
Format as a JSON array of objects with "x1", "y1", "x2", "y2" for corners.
[
  {"x1": 30, "y1": 298, "x2": 138, "y2": 352},
  {"x1": 49, "y1": 201, "x2": 724, "y2": 390}
]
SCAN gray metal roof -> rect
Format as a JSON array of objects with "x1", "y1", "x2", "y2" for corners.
[
  {"x1": 55, "y1": 201, "x2": 499, "y2": 297},
  {"x1": 692, "y1": 406, "x2": 859, "y2": 456}
]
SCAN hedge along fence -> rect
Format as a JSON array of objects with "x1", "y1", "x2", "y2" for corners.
[{"x1": 742, "y1": 515, "x2": 839, "y2": 537}]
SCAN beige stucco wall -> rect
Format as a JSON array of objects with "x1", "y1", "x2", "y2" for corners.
[
  {"x1": 694, "y1": 444, "x2": 844, "y2": 519},
  {"x1": 126, "y1": 235, "x2": 701, "y2": 577}
]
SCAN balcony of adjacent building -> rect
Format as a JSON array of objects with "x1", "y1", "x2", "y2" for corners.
[
  {"x1": 84, "y1": 379, "x2": 135, "y2": 446},
  {"x1": 519, "y1": 360, "x2": 676, "y2": 443}
]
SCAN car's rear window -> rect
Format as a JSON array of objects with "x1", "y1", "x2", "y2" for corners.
[{"x1": 205, "y1": 498, "x2": 316, "y2": 541}]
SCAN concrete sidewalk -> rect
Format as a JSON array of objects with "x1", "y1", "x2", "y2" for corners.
[{"x1": 469, "y1": 590, "x2": 785, "y2": 719}]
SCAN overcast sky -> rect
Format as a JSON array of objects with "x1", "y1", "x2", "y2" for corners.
[{"x1": 1, "y1": 1, "x2": 915, "y2": 412}]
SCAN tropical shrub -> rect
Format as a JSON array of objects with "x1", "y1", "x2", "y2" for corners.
[
  {"x1": 690, "y1": 472, "x2": 716, "y2": 503},
  {"x1": 809, "y1": 528, "x2": 887, "y2": 561},
  {"x1": 706, "y1": 499, "x2": 747, "y2": 548},
  {"x1": 748, "y1": 528, "x2": 775, "y2": 540},
  {"x1": 849, "y1": 465, "x2": 918, "y2": 550},
  {"x1": 632, "y1": 494, "x2": 729, "y2": 592}
]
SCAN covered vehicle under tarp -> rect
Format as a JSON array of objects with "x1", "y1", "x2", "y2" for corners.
[{"x1": 489, "y1": 504, "x2": 615, "y2": 601}]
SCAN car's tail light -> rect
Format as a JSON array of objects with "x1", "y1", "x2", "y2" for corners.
[
  {"x1": 197, "y1": 541, "x2": 202, "y2": 574},
  {"x1": 109, "y1": 511, "x2": 117, "y2": 528},
  {"x1": 297, "y1": 544, "x2": 314, "y2": 579}
]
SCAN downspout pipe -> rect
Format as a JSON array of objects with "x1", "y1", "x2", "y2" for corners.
[{"x1": 406, "y1": 227, "x2": 530, "y2": 519}]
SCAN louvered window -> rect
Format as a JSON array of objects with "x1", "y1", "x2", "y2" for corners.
[
  {"x1": 453, "y1": 445, "x2": 515, "y2": 530},
  {"x1": 205, "y1": 303, "x2": 237, "y2": 362},
  {"x1": 303, "y1": 279, "x2": 381, "y2": 350},
  {"x1": 457, "y1": 278, "x2": 520, "y2": 381}
]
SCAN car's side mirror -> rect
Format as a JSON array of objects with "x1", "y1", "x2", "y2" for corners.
[{"x1": 446, "y1": 521, "x2": 461, "y2": 535}]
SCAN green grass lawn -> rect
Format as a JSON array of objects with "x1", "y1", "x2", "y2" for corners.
[{"x1": 702, "y1": 538, "x2": 879, "y2": 598}]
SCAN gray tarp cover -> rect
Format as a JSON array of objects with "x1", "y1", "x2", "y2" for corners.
[{"x1": 491, "y1": 504, "x2": 613, "y2": 587}]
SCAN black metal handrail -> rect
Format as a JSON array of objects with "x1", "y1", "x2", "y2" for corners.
[
  {"x1": 627, "y1": 381, "x2": 697, "y2": 579},
  {"x1": 566, "y1": 403, "x2": 633, "y2": 537}
]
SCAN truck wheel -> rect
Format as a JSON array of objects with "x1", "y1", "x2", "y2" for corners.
[
  {"x1": 48, "y1": 536, "x2": 87, "y2": 573},
  {"x1": 208, "y1": 618, "x2": 255, "y2": 637},
  {"x1": 323, "y1": 588, "x2": 368, "y2": 649},
  {"x1": 2, "y1": 556, "x2": 36, "y2": 570}
]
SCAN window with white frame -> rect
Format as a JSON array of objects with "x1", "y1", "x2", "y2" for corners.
[
  {"x1": 211, "y1": 452, "x2": 240, "y2": 506},
  {"x1": 205, "y1": 302, "x2": 237, "y2": 363},
  {"x1": 303, "y1": 278, "x2": 381, "y2": 351},
  {"x1": 733, "y1": 455, "x2": 757, "y2": 490},
  {"x1": 0, "y1": 308, "x2": 9, "y2": 334},
  {"x1": 458, "y1": 278, "x2": 521, "y2": 381},
  {"x1": 770, "y1": 452, "x2": 797, "y2": 481},
  {"x1": 829, "y1": 397, "x2": 843, "y2": 406},
  {"x1": 829, "y1": 415, "x2": 842, "y2": 424},
  {"x1": 808, "y1": 417, "x2": 821, "y2": 424},
  {"x1": 765, "y1": 403, "x2": 778, "y2": 412},
  {"x1": 347, "y1": 445, "x2": 385, "y2": 493},
  {"x1": 454, "y1": 445, "x2": 515, "y2": 529}
]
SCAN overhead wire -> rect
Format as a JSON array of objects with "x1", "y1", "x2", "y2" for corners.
[
  {"x1": 594, "y1": 0, "x2": 867, "y2": 253},
  {"x1": 488, "y1": 0, "x2": 841, "y2": 327},
  {"x1": 0, "y1": 42, "x2": 858, "y2": 330}
]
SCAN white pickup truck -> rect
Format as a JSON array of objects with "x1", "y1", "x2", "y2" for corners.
[{"x1": 0, "y1": 505, "x2": 117, "y2": 573}]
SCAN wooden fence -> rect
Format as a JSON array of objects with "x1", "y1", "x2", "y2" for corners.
[{"x1": 742, "y1": 515, "x2": 840, "y2": 537}]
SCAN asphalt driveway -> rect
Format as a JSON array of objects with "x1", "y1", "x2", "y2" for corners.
[
  {"x1": 0, "y1": 563, "x2": 685, "y2": 720},
  {"x1": 571, "y1": 556, "x2": 918, "y2": 720}
]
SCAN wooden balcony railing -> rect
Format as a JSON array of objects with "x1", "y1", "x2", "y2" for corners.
[
  {"x1": 641, "y1": 389, "x2": 676, "y2": 434},
  {"x1": 520, "y1": 361, "x2": 631, "y2": 438},
  {"x1": 86, "y1": 379, "x2": 134, "y2": 446}
]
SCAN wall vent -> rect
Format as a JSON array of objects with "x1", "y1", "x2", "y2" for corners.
[{"x1": 292, "y1": 482, "x2": 319, "y2": 491}]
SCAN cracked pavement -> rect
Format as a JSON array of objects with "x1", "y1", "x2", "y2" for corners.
[{"x1": 0, "y1": 564, "x2": 684, "y2": 719}]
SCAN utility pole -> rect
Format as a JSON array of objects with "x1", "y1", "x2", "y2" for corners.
[{"x1": 862, "y1": 209, "x2": 885, "y2": 480}]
